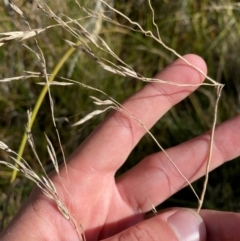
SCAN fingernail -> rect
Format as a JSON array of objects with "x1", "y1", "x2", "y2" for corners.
[{"x1": 166, "y1": 209, "x2": 206, "y2": 241}]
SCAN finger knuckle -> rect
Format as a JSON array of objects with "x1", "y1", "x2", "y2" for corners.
[{"x1": 119, "y1": 224, "x2": 154, "y2": 241}]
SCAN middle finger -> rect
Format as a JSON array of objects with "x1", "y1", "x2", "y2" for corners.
[{"x1": 66, "y1": 54, "x2": 206, "y2": 176}]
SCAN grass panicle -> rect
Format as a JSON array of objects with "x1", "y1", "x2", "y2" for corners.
[{"x1": 0, "y1": 0, "x2": 240, "y2": 239}]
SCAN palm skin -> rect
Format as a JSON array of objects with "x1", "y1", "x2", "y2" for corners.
[{"x1": 1, "y1": 54, "x2": 240, "y2": 241}]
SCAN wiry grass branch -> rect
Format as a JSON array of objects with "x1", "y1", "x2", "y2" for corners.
[{"x1": 0, "y1": 0, "x2": 231, "y2": 239}]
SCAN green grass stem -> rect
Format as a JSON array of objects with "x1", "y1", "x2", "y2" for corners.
[{"x1": 10, "y1": 43, "x2": 79, "y2": 183}]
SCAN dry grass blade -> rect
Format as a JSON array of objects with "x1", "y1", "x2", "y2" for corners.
[
  {"x1": 0, "y1": 29, "x2": 47, "y2": 46},
  {"x1": 45, "y1": 134, "x2": 59, "y2": 175},
  {"x1": 90, "y1": 96, "x2": 114, "y2": 105},
  {"x1": 72, "y1": 107, "x2": 114, "y2": 126},
  {"x1": 26, "y1": 111, "x2": 46, "y2": 173},
  {"x1": 0, "y1": 161, "x2": 19, "y2": 171},
  {"x1": 8, "y1": 0, "x2": 23, "y2": 16},
  {"x1": 0, "y1": 74, "x2": 39, "y2": 82},
  {"x1": 0, "y1": 141, "x2": 11, "y2": 152},
  {"x1": 0, "y1": 138, "x2": 85, "y2": 240},
  {"x1": 37, "y1": 81, "x2": 74, "y2": 86},
  {"x1": 148, "y1": 199, "x2": 158, "y2": 214}
]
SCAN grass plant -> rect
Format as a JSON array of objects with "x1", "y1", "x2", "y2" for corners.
[{"x1": 0, "y1": 0, "x2": 240, "y2": 238}]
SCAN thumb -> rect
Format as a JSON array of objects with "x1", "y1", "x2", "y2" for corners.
[{"x1": 105, "y1": 209, "x2": 206, "y2": 241}]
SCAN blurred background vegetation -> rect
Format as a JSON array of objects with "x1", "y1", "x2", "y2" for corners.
[{"x1": 0, "y1": 0, "x2": 240, "y2": 229}]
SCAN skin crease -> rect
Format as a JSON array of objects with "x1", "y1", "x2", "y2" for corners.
[{"x1": 0, "y1": 54, "x2": 240, "y2": 241}]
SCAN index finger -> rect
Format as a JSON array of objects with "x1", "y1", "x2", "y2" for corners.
[{"x1": 67, "y1": 54, "x2": 207, "y2": 174}]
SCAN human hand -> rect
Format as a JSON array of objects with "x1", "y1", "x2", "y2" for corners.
[{"x1": 1, "y1": 54, "x2": 240, "y2": 241}]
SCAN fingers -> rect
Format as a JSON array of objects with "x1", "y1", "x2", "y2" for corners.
[
  {"x1": 116, "y1": 114, "x2": 240, "y2": 212},
  {"x1": 67, "y1": 54, "x2": 207, "y2": 176},
  {"x1": 104, "y1": 209, "x2": 206, "y2": 241},
  {"x1": 200, "y1": 210, "x2": 240, "y2": 241}
]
